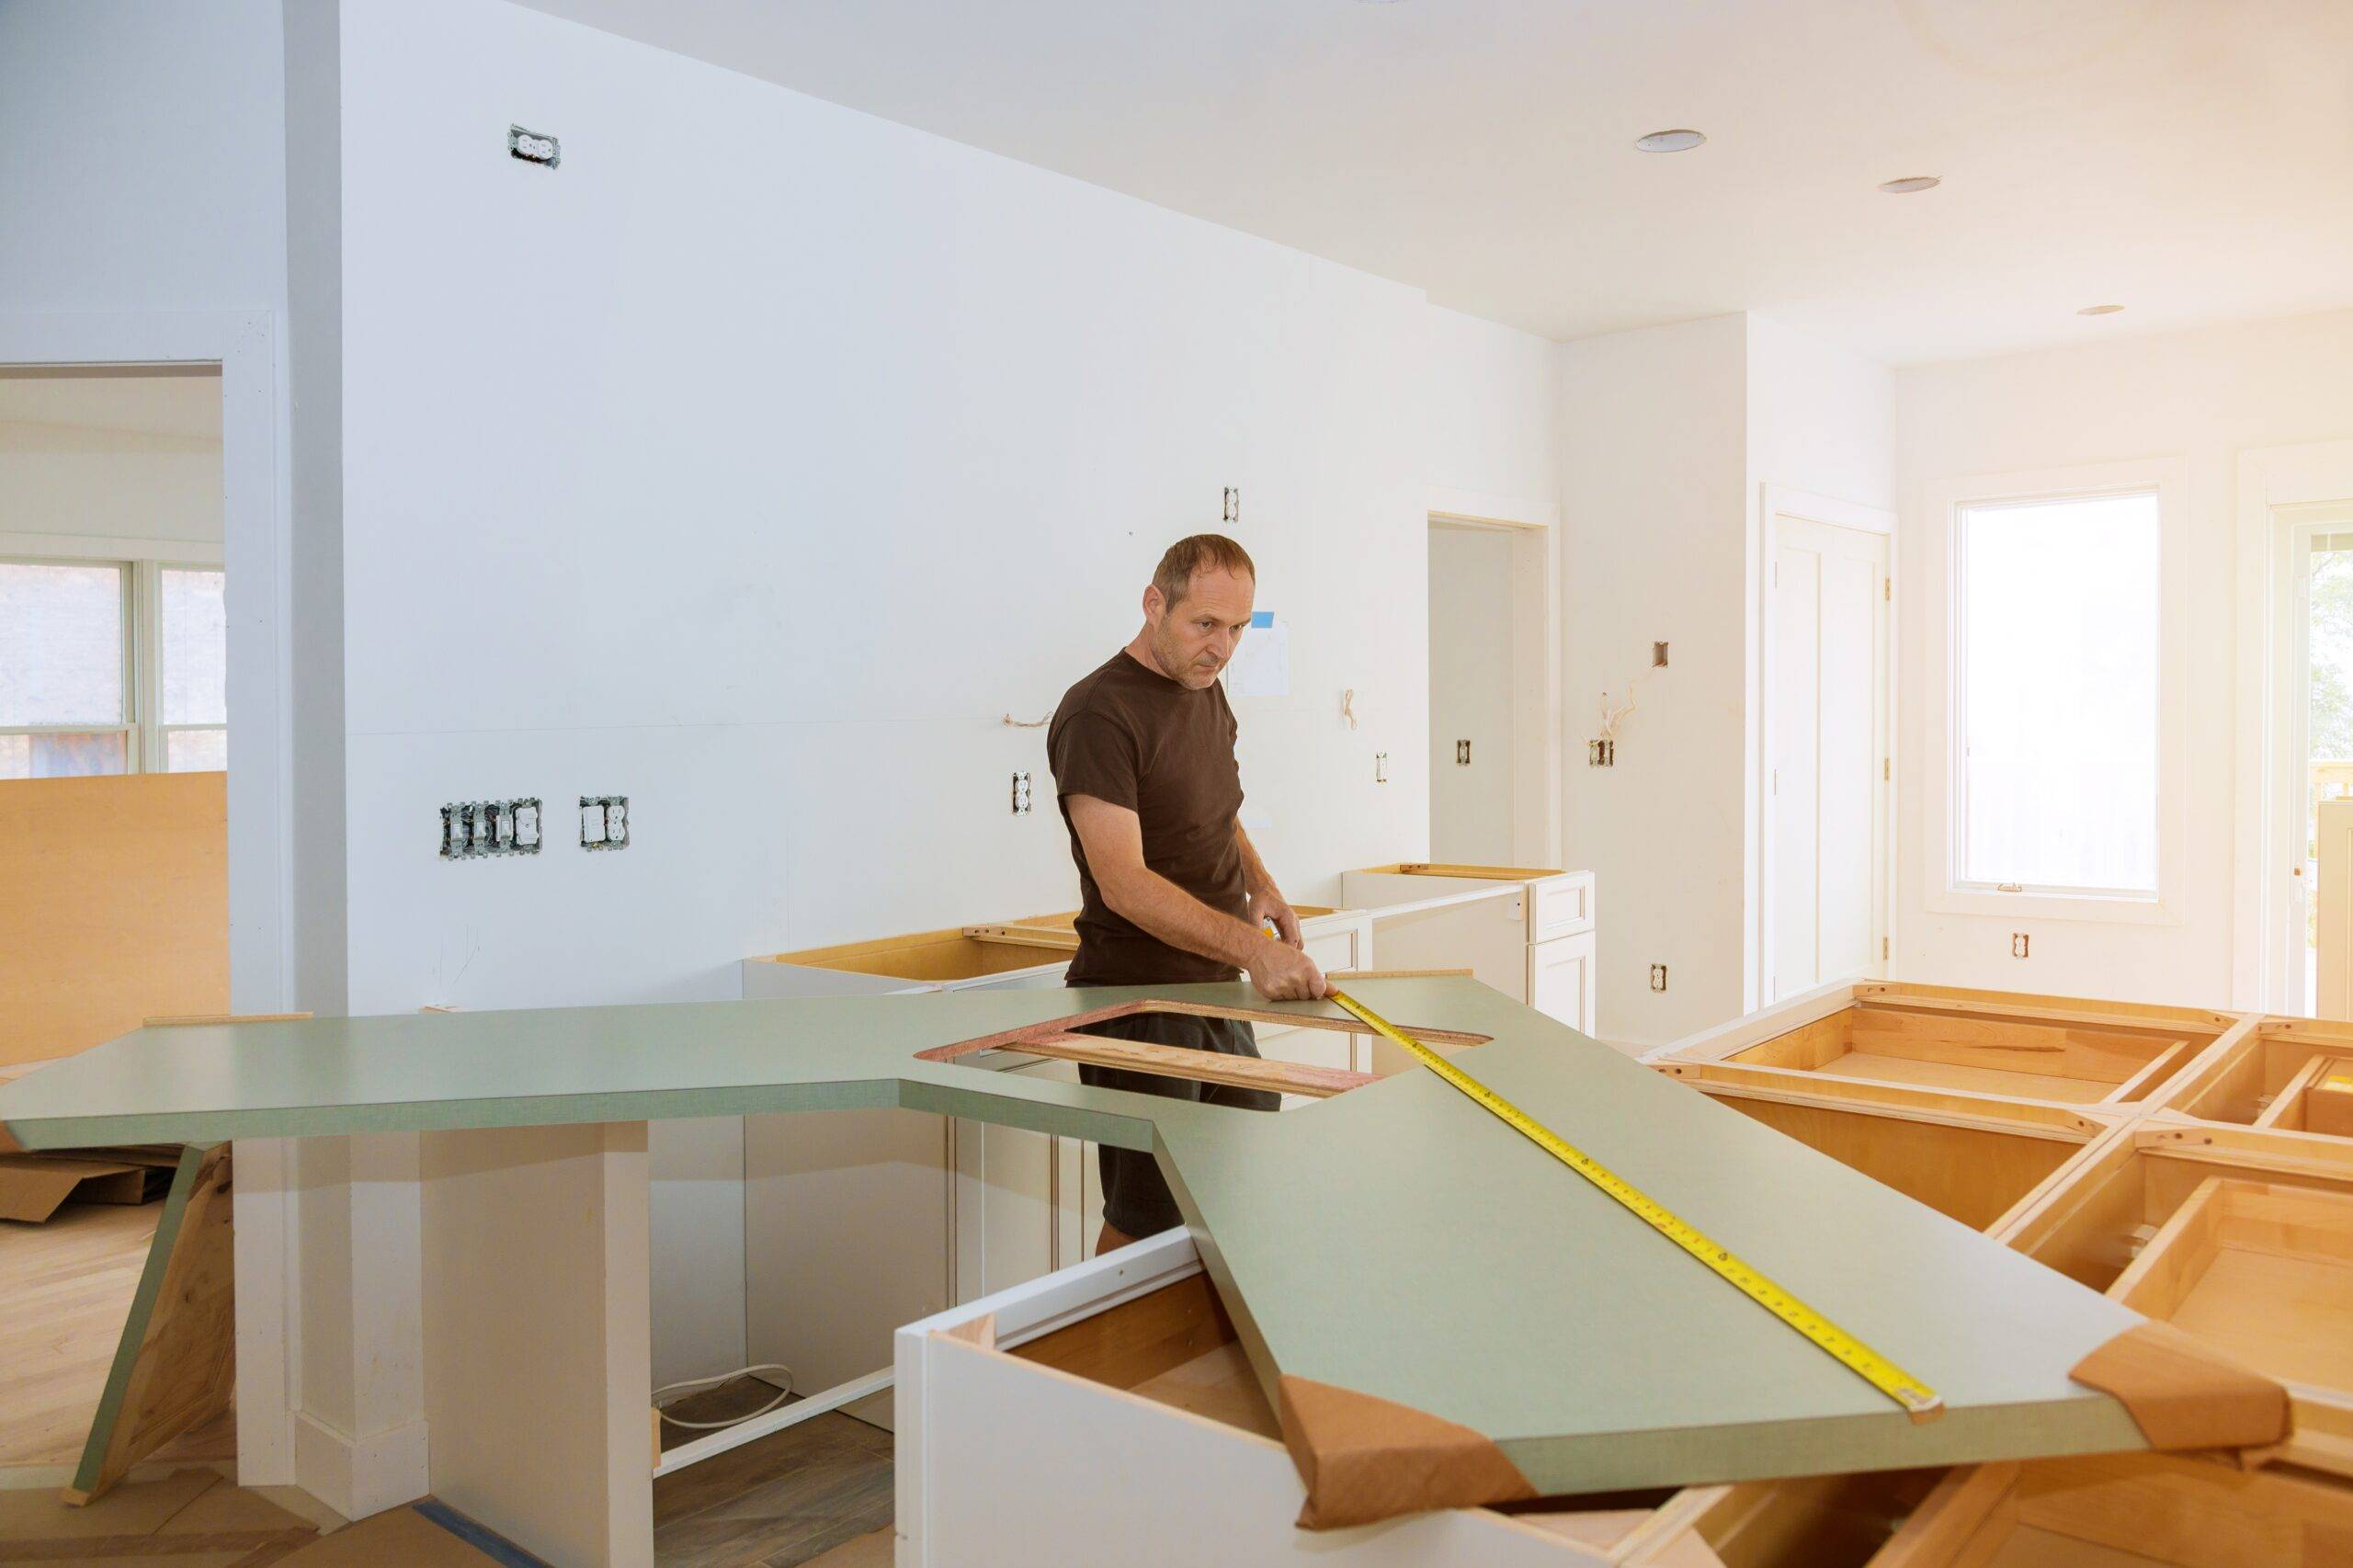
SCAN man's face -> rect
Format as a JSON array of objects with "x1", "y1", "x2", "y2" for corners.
[{"x1": 1144, "y1": 567, "x2": 1256, "y2": 689}]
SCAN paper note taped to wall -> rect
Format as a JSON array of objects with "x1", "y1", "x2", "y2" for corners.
[{"x1": 1224, "y1": 610, "x2": 1289, "y2": 698}]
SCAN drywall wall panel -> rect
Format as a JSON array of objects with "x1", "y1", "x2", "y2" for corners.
[
  {"x1": 1559, "y1": 313, "x2": 1749, "y2": 1046},
  {"x1": 1894, "y1": 308, "x2": 2353, "y2": 1007}
]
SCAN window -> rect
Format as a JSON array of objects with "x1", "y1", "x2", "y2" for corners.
[
  {"x1": 0, "y1": 556, "x2": 226, "y2": 779},
  {"x1": 1927, "y1": 460, "x2": 2187, "y2": 926},
  {"x1": 1945, "y1": 482, "x2": 2166, "y2": 907}
]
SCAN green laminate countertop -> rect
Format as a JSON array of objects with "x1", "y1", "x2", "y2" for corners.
[{"x1": 0, "y1": 977, "x2": 2149, "y2": 1494}]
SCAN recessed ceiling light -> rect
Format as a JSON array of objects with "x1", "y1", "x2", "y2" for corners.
[
  {"x1": 2077, "y1": 303, "x2": 2125, "y2": 316},
  {"x1": 1878, "y1": 176, "x2": 1941, "y2": 194},
  {"x1": 1635, "y1": 129, "x2": 1706, "y2": 153}
]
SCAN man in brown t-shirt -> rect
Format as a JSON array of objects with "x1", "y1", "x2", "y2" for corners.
[{"x1": 1048, "y1": 533, "x2": 1326, "y2": 1256}]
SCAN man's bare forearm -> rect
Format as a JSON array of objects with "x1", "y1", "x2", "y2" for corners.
[{"x1": 1099, "y1": 865, "x2": 1272, "y2": 970}]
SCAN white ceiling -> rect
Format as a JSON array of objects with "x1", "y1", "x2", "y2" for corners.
[
  {"x1": 512, "y1": 0, "x2": 2353, "y2": 365},
  {"x1": 0, "y1": 369, "x2": 222, "y2": 440}
]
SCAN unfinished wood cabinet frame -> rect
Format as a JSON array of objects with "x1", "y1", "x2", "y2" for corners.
[
  {"x1": 1995, "y1": 1119, "x2": 2353, "y2": 1482},
  {"x1": 1849, "y1": 1450, "x2": 2353, "y2": 1568},
  {"x1": 1653, "y1": 980, "x2": 2238, "y2": 1115},
  {"x1": 2143, "y1": 1013, "x2": 2353, "y2": 1145},
  {"x1": 1628, "y1": 1110, "x2": 2353, "y2": 1565}
]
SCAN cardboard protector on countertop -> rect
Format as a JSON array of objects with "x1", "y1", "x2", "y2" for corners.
[
  {"x1": 2068, "y1": 1320, "x2": 2290, "y2": 1452},
  {"x1": 1277, "y1": 1373, "x2": 1536, "y2": 1529}
]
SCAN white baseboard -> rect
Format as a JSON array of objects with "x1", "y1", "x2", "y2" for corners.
[{"x1": 293, "y1": 1411, "x2": 428, "y2": 1520}]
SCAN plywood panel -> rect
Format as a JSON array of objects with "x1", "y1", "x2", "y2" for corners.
[{"x1": 0, "y1": 773, "x2": 226, "y2": 1065}]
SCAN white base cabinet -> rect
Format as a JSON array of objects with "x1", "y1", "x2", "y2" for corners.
[
  {"x1": 893, "y1": 1230, "x2": 1623, "y2": 1567},
  {"x1": 1339, "y1": 865, "x2": 1597, "y2": 1040}
]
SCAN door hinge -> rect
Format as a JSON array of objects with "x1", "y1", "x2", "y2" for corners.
[
  {"x1": 1883, "y1": 756, "x2": 1890, "y2": 781},
  {"x1": 1882, "y1": 937, "x2": 1890, "y2": 960},
  {"x1": 1884, "y1": 578, "x2": 1892, "y2": 601}
]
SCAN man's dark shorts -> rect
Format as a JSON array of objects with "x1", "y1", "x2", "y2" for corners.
[{"x1": 1071, "y1": 1009, "x2": 1276, "y2": 1238}]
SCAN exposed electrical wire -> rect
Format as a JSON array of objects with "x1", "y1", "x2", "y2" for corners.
[{"x1": 654, "y1": 1363, "x2": 798, "y2": 1429}]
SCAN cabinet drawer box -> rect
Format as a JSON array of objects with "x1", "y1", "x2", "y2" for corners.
[{"x1": 1529, "y1": 870, "x2": 1595, "y2": 943}]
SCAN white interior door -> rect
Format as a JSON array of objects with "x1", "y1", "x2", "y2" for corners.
[{"x1": 1769, "y1": 517, "x2": 1889, "y2": 1000}]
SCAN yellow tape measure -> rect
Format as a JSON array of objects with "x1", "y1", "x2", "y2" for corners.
[{"x1": 1327, "y1": 988, "x2": 1943, "y2": 1423}]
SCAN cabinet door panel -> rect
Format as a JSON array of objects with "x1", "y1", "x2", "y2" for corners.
[{"x1": 1528, "y1": 931, "x2": 1597, "y2": 1035}]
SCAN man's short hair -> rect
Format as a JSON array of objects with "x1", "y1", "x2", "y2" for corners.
[{"x1": 1152, "y1": 533, "x2": 1256, "y2": 610}]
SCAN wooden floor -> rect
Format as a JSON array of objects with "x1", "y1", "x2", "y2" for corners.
[
  {"x1": 0, "y1": 1198, "x2": 235, "y2": 1477},
  {"x1": 654, "y1": 1380, "x2": 894, "y2": 1568},
  {"x1": 0, "y1": 1465, "x2": 328, "y2": 1564},
  {"x1": 2, "y1": 1206, "x2": 892, "y2": 1565}
]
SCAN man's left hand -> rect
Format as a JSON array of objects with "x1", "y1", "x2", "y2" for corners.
[{"x1": 1250, "y1": 890, "x2": 1304, "y2": 949}]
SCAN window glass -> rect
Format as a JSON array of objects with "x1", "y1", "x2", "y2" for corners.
[
  {"x1": 0, "y1": 730, "x2": 129, "y2": 779},
  {"x1": 161, "y1": 567, "x2": 228, "y2": 726},
  {"x1": 1957, "y1": 491, "x2": 2159, "y2": 895},
  {"x1": 0, "y1": 562, "x2": 126, "y2": 727},
  {"x1": 165, "y1": 728, "x2": 228, "y2": 773}
]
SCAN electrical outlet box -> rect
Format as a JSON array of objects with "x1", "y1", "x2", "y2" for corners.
[
  {"x1": 1374, "y1": 751, "x2": 1388, "y2": 784},
  {"x1": 508, "y1": 124, "x2": 560, "y2": 166},
  {"x1": 441, "y1": 799, "x2": 542, "y2": 859},
  {"x1": 1011, "y1": 771, "x2": 1033, "y2": 814},
  {"x1": 581, "y1": 796, "x2": 630, "y2": 850},
  {"x1": 1649, "y1": 963, "x2": 1667, "y2": 993},
  {"x1": 2011, "y1": 932, "x2": 2029, "y2": 959},
  {"x1": 1589, "y1": 739, "x2": 1615, "y2": 767},
  {"x1": 1455, "y1": 739, "x2": 1472, "y2": 766}
]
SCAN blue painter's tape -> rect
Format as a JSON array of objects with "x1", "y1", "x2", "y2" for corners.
[
  {"x1": 413, "y1": 1500, "x2": 552, "y2": 1568},
  {"x1": 1251, "y1": 610, "x2": 1274, "y2": 629}
]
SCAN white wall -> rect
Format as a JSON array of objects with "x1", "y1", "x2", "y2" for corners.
[
  {"x1": 321, "y1": 0, "x2": 1557, "y2": 1388},
  {"x1": 1423, "y1": 304, "x2": 1563, "y2": 509},
  {"x1": 0, "y1": 423, "x2": 223, "y2": 544},
  {"x1": 1559, "y1": 314, "x2": 1750, "y2": 1045},
  {"x1": 0, "y1": 2, "x2": 287, "y2": 318},
  {"x1": 1427, "y1": 525, "x2": 1516, "y2": 863},
  {"x1": 1894, "y1": 308, "x2": 2353, "y2": 1007}
]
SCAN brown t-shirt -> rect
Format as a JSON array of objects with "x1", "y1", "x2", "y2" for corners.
[{"x1": 1048, "y1": 649, "x2": 1246, "y2": 985}]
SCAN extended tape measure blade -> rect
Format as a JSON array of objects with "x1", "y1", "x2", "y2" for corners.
[{"x1": 1325, "y1": 988, "x2": 1942, "y2": 1423}]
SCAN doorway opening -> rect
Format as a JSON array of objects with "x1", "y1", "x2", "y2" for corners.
[
  {"x1": 0, "y1": 361, "x2": 235, "y2": 1477},
  {"x1": 1759, "y1": 494, "x2": 1894, "y2": 1005},
  {"x1": 0, "y1": 364, "x2": 229, "y2": 1061},
  {"x1": 2283, "y1": 506, "x2": 2353, "y2": 1015},
  {"x1": 1426, "y1": 511, "x2": 1559, "y2": 869}
]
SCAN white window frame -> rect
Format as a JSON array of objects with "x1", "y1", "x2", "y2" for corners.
[
  {"x1": 0, "y1": 533, "x2": 226, "y2": 776},
  {"x1": 1920, "y1": 458, "x2": 2189, "y2": 926}
]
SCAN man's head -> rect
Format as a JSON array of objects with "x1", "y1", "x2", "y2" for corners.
[{"x1": 1140, "y1": 534, "x2": 1256, "y2": 689}]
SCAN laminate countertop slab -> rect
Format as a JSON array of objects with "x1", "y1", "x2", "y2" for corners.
[{"x1": 0, "y1": 977, "x2": 2153, "y2": 1494}]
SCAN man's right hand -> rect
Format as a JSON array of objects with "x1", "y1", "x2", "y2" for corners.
[{"x1": 1249, "y1": 938, "x2": 1329, "y2": 1001}]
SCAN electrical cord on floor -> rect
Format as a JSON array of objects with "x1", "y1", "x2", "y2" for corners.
[{"x1": 654, "y1": 1363, "x2": 797, "y2": 1429}]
